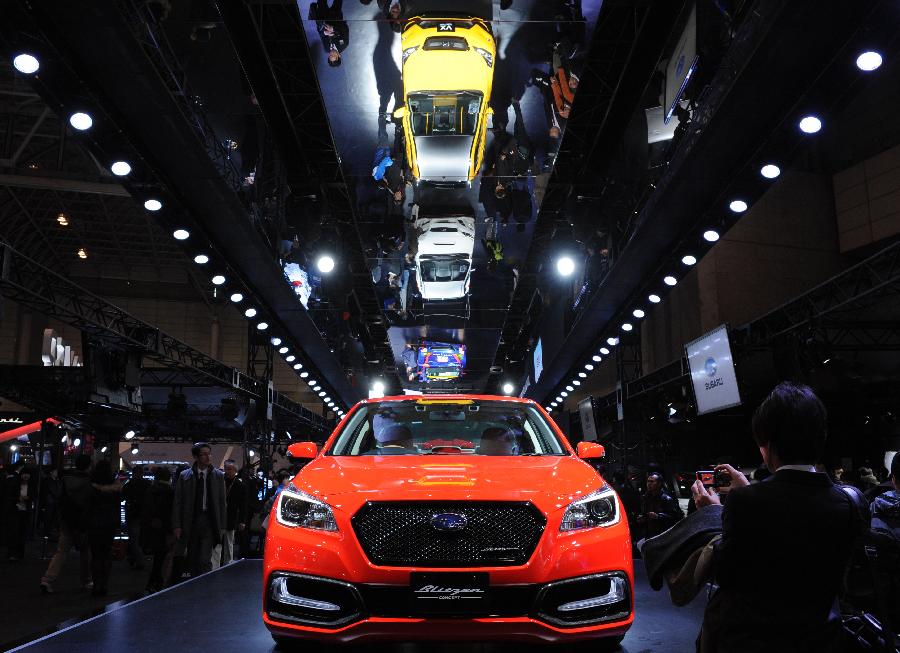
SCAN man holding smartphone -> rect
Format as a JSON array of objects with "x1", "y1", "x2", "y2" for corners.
[{"x1": 690, "y1": 382, "x2": 858, "y2": 653}]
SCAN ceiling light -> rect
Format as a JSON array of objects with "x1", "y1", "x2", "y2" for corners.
[
  {"x1": 73, "y1": 438, "x2": 81, "y2": 447},
  {"x1": 193, "y1": 254, "x2": 209, "y2": 264},
  {"x1": 703, "y1": 230, "x2": 719, "y2": 243},
  {"x1": 664, "y1": 276, "x2": 677, "y2": 286},
  {"x1": 502, "y1": 382, "x2": 514, "y2": 394},
  {"x1": 69, "y1": 112, "x2": 93, "y2": 131},
  {"x1": 372, "y1": 380, "x2": 385, "y2": 394},
  {"x1": 585, "y1": 364, "x2": 594, "y2": 371},
  {"x1": 682, "y1": 255, "x2": 697, "y2": 266},
  {"x1": 313, "y1": 385, "x2": 321, "y2": 391},
  {"x1": 61, "y1": 434, "x2": 68, "y2": 444},
  {"x1": 599, "y1": 347, "x2": 610, "y2": 355},
  {"x1": 271, "y1": 337, "x2": 282, "y2": 346},
  {"x1": 256, "y1": 322, "x2": 268, "y2": 330},
  {"x1": 760, "y1": 164, "x2": 780, "y2": 179},
  {"x1": 308, "y1": 379, "x2": 317, "y2": 386},
  {"x1": 798, "y1": 115, "x2": 822, "y2": 134},
  {"x1": 606, "y1": 337, "x2": 618, "y2": 346},
  {"x1": 300, "y1": 372, "x2": 309, "y2": 378},
  {"x1": 100, "y1": 445, "x2": 108, "y2": 453},
  {"x1": 110, "y1": 161, "x2": 132, "y2": 176},
  {"x1": 248, "y1": 449, "x2": 256, "y2": 458},
  {"x1": 555, "y1": 396, "x2": 562, "y2": 403},
  {"x1": 173, "y1": 229, "x2": 190, "y2": 240},
  {"x1": 578, "y1": 372, "x2": 587, "y2": 378},
  {"x1": 550, "y1": 402, "x2": 557, "y2": 408},
  {"x1": 124, "y1": 430, "x2": 135, "y2": 440},
  {"x1": 621, "y1": 322, "x2": 633, "y2": 331},
  {"x1": 572, "y1": 380, "x2": 581, "y2": 386},
  {"x1": 278, "y1": 346, "x2": 289, "y2": 354},
  {"x1": 293, "y1": 363, "x2": 302, "y2": 370},
  {"x1": 211, "y1": 275, "x2": 226, "y2": 285},
  {"x1": 729, "y1": 200, "x2": 748, "y2": 213},
  {"x1": 244, "y1": 307, "x2": 257, "y2": 318},
  {"x1": 318, "y1": 391, "x2": 326, "y2": 397},
  {"x1": 856, "y1": 51, "x2": 882, "y2": 72},
  {"x1": 317, "y1": 255, "x2": 335, "y2": 274},
  {"x1": 633, "y1": 309, "x2": 645, "y2": 318},
  {"x1": 561, "y1": 391, "x2": 569, "y2": 397},
  {"x1": 77, "y1": 247, "x2": 87, "y2": 259},
  {"x1": 556, "y1": 255, "x2": 575, "y2": 277},
  {"x1": 144, "y1": 199, "x2": 162, "y2": 211},
  {"x1": 13, "y1": 53, "x2": 40, "y2": 74},
  {"x1": 565, "y1": 385, "x2": 574, "y2": 392},
  {"x1": 592, "y1": 355, "x2": 602, "y2": 362},
  {"x1": 286, "y1": 355, "x2": 296, "y2": 362},
  {"x1": 9, "y1": 444, "x2": 17, "y2": 452},
  {"x1": 230, "y1": 292, "x2": 243, "y2": 303},
  {"x1": 57, "y1": 213, "x2": 69, "y2": 226},
  {"x1": 130, "y1": 444, "x2": 140, "y2": 455}
]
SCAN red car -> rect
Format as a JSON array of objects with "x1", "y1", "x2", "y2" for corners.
[{"x1": 263, "y1": 395, "x2": 633, "y2": 647}]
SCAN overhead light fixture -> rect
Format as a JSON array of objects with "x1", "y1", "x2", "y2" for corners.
[
  {"x1": 278, "y1": 346, "x2": 289, "y2": 354},
  {"x1": 77, "y1": 247, "x2": 87, "y2": 259},
  {"x1": 572, "y1": 380, "x2": 581, "y2": 386},
  {"x1": 57, "y1": 212, "x2": 69, "y2": 226},
  {"x1": 681, "y1": 255, "x2": 697, "y2": 266},
  {"x1": 372, "y1": 380, "x2": 385, "y2": 395},
  {"x1": 110, "y1": 161, "x2": 132, "y2": 176},
  {"x1": 73, "y1": 438, "x2": 82, "y2": 447},
  {"x1": 599, "y1": 347, "x2": 610, "y2": 355},
  {"x1": 502, "y1": 382, "x2": 514, "y2": 394},
  {"x1": 244, "y1": 307, "x2": 257, "y2": 318},
  {"x1": 556, "y1": 255, "x2": 575, "y2": 277},
  {"x1": 69, "y1": 112, "x2": 93, "y2": 131},
  {"x1": 131, "y1": 443, "x2": 140, "y2": 455},
  {"x1": 760, "y1": 164, "x2": 781, "y2": 179},
  {"x1": 173, "y1": 229, "x2": 190, "y2": 240},
  {"x1": 798, "y1": 115, "x2": 822, "y2": 134},
  {"x1": 124, "y1": 429, "x2": 136, "y2": 440},
  {"x1": 308, "y1": 379, "x2": 317, "y2": 386},
  {"x1": 702, "y1": 230, "x2": 719, "y2": 243},
  {"x1": 13, "y1": 53, "x2": 40, "y2": 74},
  {"x1": 606, "y1": 337, "x2": 618, "y2": 346},
  {"x1": 729, "y1": 200, "x2": 748, "y2": 213},
  {"x1": 144, "y1": 199, "x2": 162, "y2": 211},
  {"x1": 313, "y1": 385, "x2": 321, "y2": 391},
  {"x1": 565, "y1": 385, "x2": 574, "y2": 392},
  {"x1": 318, "y1": 391, "x2": 326, "y2": 397},
  {"x1": 61, "y1": 434, "x2": 68, "y2": 444},
  {"x1": 9, "y1": 444, "x2": 17, "y2": 452},
  {"x1": 555, "y1": 396, "x2": 563, "y2": 403},
  {"x1": 100, "y1": 445, "x2": 108, "y2": 453},
  {"x1": 271, "y1": 337, "x2": 282, "y2": 346},
  {"x1": 286, "y1": 355, "x2": 296, "y2": 362},
  {"x1": 293, "y1": 363, "x2": 302, "y2": 370},
  {"x1": 248, "y1": 449, "x2": 256, "y2": 458},
  {"x1": 584, "y1": 364, "x2": 594, "y2": 371},
  {"x1": 664, "y1": 276, "x2": 677, "y2": 286},
  {"x1": 256, "y1": 322, "x2": 269, "y2": 330},
  {"x1": 578, "y1": 372, "x2": 587, "y2": 378},
  {"x1": 561, "y1": 391, "x2": 569, "y2": 397},
  {"x1": 621, "y1": 322, "x2": 633, "y2": 332},
  {"x1": 193, "y1": 254, "x2": 209, "y2": 264},
  {"x1": 211, "y1": 274, "x2": 226, "y2": 285},
  {"x1": 592, "y1": 354, "x2": 602, "y2": 362},
  {"x1": 550, "y1": 402, "x2": 557, "y2": 408},
  {"x1": 300, "y1": 372, "x2": 309, "y2": 378},
  {"x1": 856, "y1": 51, "x2": 882, "y2": 72},
  {"x1": 633, "y1": 309, "x2": 645, "y2": 318},
  {"x1": 317, "y1": 255, "x2": 336, "y2": 274}
]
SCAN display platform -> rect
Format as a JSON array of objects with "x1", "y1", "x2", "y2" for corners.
[{"x1": 10, "y1": 559, "x2": 705, "y2": 653}]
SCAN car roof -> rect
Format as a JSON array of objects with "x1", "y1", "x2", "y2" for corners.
[{"x1": 358, "y1": 394, "x2": 538, "y2": 406}]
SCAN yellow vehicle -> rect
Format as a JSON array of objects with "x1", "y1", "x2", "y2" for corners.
[{"x1": 394, "y1": 16, "x2": 495, "y2": 186}]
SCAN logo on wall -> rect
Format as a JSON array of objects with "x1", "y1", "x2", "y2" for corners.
[{"x1": 704, "y1": 357, "x2": 717, "y2": 377}]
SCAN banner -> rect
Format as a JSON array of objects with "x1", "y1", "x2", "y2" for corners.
[{"x1": 685, "y1": 325, "x2": 742, "y2": 415}]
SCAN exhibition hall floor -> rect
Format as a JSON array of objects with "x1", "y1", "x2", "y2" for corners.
[{"x1": 9, "y1": 559, "x2": 706, "y2": 653}]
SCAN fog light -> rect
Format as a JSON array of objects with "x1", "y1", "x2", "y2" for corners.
[
  {"x1": 271, "y1": 577, "x2": 340, "y2": 612},
  {"x1": 558, "y1": 577, "x2": 627, "y2": 612}
]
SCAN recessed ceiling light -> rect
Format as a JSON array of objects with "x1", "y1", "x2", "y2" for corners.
[
  {"x1": 317, "y1": 255, "x2": 335, "y2": 274},
  {"x1": 244, "y1": 307, "x2": 257, "y2": 318},
  {"x1": 565, "y1": 385, "x2": 574, "y2": 392},
  {"x1": 144, "y1": 199, "x2": 162, "y2": 211},
  {"x1": 682, "y1": 255, "x2": 697, "y2": 266},
  {"x1": 729, "y1": 200, "x2": 748, "y2": 213},
  {"x1": 194, "y1": 254, "x2": 209, "y2": 264},
  {"x1": 856, "y1": 51, "x2": 882, "y2": 72},
  {"x1": 584, "y1": 364, "x2": 594, "y2": 371},
  {"x1": 211, "y1": 274, "x2": 226, "y2": 285},
  {"x1": 502, "y1": 382, "x2": 514, "y2": 394},
  {"x1": 271, "y1": 337, "x2": 282, "y2": 346},
  {"x1": 314, "y1": 385, "x2": 322, "y2": 391},
  {"x1": 69, "y1": 112, "x2": 92, "y2": 131},
  {"x1": 230, "y1": 292, "x2": 243, "y2": 303},
  {"x1": 286, "y1": 355, "x2": 296, "y2": 362},
  {"x1": 703, "y1": 230, "x2": 719, "y2": 243},
  {"x1": 599, "y1": 347, "x2": 610, "y2": 355},
  {"x1": 664, "y1": 276, "x2": 677, "y2": 286},
  {"x1": 308, "y1": 379, "x2": 316, "y2": 386},
  {"x1": 318, "y1": 391, "x2": 326, "y2": 397},
  {"x1": 300, "y1": 372, "x2": 309, "y2": 378},
  {"x1": 555, "y1": 396, "x2": 563, "y2": 403},
  {"x1": 293, "y1": 363, "x2": 302, "y2": 370},
  {"x1": 760, "y1": 164, "x2": 780, "y2": 179},
  {"x1": 278, "y1": 346, "x2": 289, "y2": 354},
  {"x1": 561, "y1": 391, "x2": 569, "y2": 397},
  {"x1": 607, "y1": 337, "x2": 618, "y2": 346},
  {"x1": 592, "y1": 355, "x2": 602, "y2": 362},
  {"x1": 13, "y1": 53, "x2": 39, "y2": 74},
  {"x1": 556, "y1": 256, "x2": 575, "y2": 277},
  {"x1": 798, "y1": 115, "x2": 822, "y2": 134},
  {"x1": 633, "y1": 308, "x2": 645, "y2": 318},
  {"x1": 572, "y1": 380, "x2": 581, "y2": 386},
  {"x1": 110, "y1": 161, "x2": 132, "y2": 176},
  {"x1": 173, "y1": 229, "x2": 189, "y2": 240},
  {"x1": 621, "y1": 322, "x2": 633, "y2": 331},
  {"x1": 256, "y1": 322, "x2": 268, "y2": 330}
]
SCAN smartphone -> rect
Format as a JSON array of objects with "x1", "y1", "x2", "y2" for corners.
[{"x1": 696, "y1": 469, "x2": 731, "y2": 488}]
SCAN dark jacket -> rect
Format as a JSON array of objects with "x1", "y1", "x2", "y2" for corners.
[
  {"x1": 872, "y1": 489, "x2": 900, "y2": 537},
  {"x1": 88, "y1": 486, "x2": 121, "y2": 533},
  {"x1": 701, "y1": 470, "x2": 857, "y2": 653},
  {"x1": 640, "y1": 504, "x2": 724, "y2": 591},
  {"x1": 172, "y1": 466, "x2": 227, "y2": 553},
  {"x1": 224, "y1": 476, "x2": 247, "y2": 531},
  {"x1": 311, "y1": 2, "x2": 349, "y2": 54},
  {"x1": 122, "y1": 476, "x2": 152, "y2": 522},
  {"x1": 60, "y1": 470, "x2": 93, "y2": 532},
  {"x1": 640, "y1": 489, "x2": 684, "y2": 538},
  {"x1": 141, "y1": 481, "x2": 175, "y2": 550}
]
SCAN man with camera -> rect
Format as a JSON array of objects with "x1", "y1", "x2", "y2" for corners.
[{"x1": 691, "y1": 382, "x2": 857, "y2": 652}]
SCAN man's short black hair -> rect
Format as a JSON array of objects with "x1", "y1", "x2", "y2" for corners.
[
  {"x1": 191, "y1": 441, "x2": 211, "y2": 457},
  {"x1": 891, "y1": 454, "x2": 900, "y2": 480},
  {"x1": 751, "y1": 382, "x2": 827, "y2": 465},
  {"x1": 74, "y1": 454, "x2": 92, "y2": 471}
]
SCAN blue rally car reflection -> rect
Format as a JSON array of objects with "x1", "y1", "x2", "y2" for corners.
[{"x1": 416, "y1": 342, "x2": 466, "y2": 382}]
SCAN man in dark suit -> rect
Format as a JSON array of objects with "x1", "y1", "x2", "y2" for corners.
[
  {"x1": 173, "y1": 442, "x2": 226, "y2": 577},
  {"x1": 218, "y1": 459, "x2": 247, "y2": 566},
  {"x1": 310, "y1": 0, "x2": 349, "y2": 67},
  {"x1": 692, "y1": 382, "x2": 858, "y2": 653}
]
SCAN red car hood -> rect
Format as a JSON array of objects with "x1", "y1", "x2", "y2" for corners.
[{"x1": 293, "y1": 455, "x2": 605, "y2": 516}]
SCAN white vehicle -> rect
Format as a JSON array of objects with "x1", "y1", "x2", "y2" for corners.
[{"x1": 414, "y1": 215, "x2": 475, "y2": 300}]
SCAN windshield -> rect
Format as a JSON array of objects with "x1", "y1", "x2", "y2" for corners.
[
  {"x1": 419, "y1": 255, "x2": 470, "y2": 282},
  {"x1": 409, "y1": 92, "x2": 482, "y2": 136},
  {"x1": 328, "y1": 400, "x2": 566, "y2": 456}
]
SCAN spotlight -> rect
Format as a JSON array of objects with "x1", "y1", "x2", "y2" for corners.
[
  {"x1": 248, "y1": 449, "x2": 256, "y2": 458},
  {"x1": 13, "y1": 53, "x2": 40, "y2": 74},
  {"x1": 606, "y1": 337, "x2": 618, "y2": 346},
  {"x1": 124, "y1": 429, "x2": 136, "y2": 440},
  {"x1": 173, "y1": 229, "x2": 190, "y2": 240},
  {"x1": 194, "y1": 254, "x2": 209, "y2": 264},
  {"x1": 664, "y1": 276, "x2": 677, "y2": 286},
  {"x1": 621, "y1": 322, "x2": 633, "y2": 331},
  {"x1": 592, "y1": 355, "x2": 602, "y2": 362},
  {"x1": 318, "y1": 391, "x2": 326, "y2": 397},
  {"x1": 286, "y1": 355, "x2": 296, "y2": 362},
  {"x1": 10, "y1": 444, "x2": 17, "y2": 452},
  {"x1": 244, "y1": 307, "x2": 257, "y2": 318},
  {"x1": 77, "y1": 247, "x2": 88, "y2": 259},
  {"x1": 856, "y1": 51, "x2": 882, "y2": 72},
  {"x1": 293, "y1": 363, "x2": 302, "y2": 370},
  {"x1": 73, "y1": 438, "x2": 82, "y2": 447},
  {"x1": 599, "y1": 347, "x2": 610, "y2": 355},
  {"x1": 230, "y1": 292, "x2": 243, "y2": 302},
  {"x1": 256, "y1": 322, "x2": 268, "y2": 330},
  {"x1": 61, "y1": 434, "x2": 68, "y2": 444},
  {"x1": 633, "y1": 309, "x2": 645, "y2": 318},
  {"x1": 372, "y1": 380, "x2": 385, "y2": 396},
  {"x1": 561, "y1": 391, "x2": 569, "y2": 397},
  {"x1": 212, "y1": 275, "x2": 226, "y2": 285},
  {"x1": 279, "y1": 346, "x2": 289, "y2": 354},
  {"x1": 110, "y1": 161, "x2": 132, "y2": 176},
  {"x1": 556, "y1": 255, "x2": 575, "y2": 277},
  {"x1": 681, "y1": 255, "x2": 697, "y2": 266},
  {"x1": 729, "y1": 200, "x2": 748, "y2": 213},
  {"x1": 550, "y1": 402, "x2": 557, "y2": 408},
  {"x1": 300, "y1": 372, "x2": 309, "y2": 378},
  {"x1": 317, "y1": 255, "x2": 336, "y2": 274},
  {"x1": 572, "y1": 380, "x2": 581, "y2": 386},
  {"x1": 585, "y1": 364, "x2": 594, "y2": 371},
  {"x1": 565, "y1": 385, "x2": 574, "y2": 392},
  {"x1": 130, "y1": 442, "x2": 140, "y2": 455},
  {"x1": 703, "y1": 230, "x2": 719, "y2": 243},
  {"x1": 760, "y1": 164, "x2": 781, "y2": 179},
  {"x1": 69, "y1": 112, "x2": 93, "y2": 131},
  {"x1": 100, "y1": 445, "x2": 108, "y2": 453},
  {"x1": 502, "y1": 382, "x2": 514, "y2": 394},
  {"x1": 144, "y1": 199, "x2": 162, "y2": 211},
  {"x1": 308, "y1": 379, "x2": 317, "y2": 386},
  {"x1": 271, "y1": 337, "x2": 282, "y2": 346},
  {"x1": 57, "y1": 212, "x2": 69, "y2": 226},
  {"x1": 313, "y1": 385, "x2": 321, "y2": 391},
  {"x1": 555, "y1": 396, "x2": 563, "y2": 403},
  {"x1": 798, "y1": 115, "x2": 822, "y2": 134},
  {"x1": 578, "y1": 372, "x2": 587, "y2": 378}
]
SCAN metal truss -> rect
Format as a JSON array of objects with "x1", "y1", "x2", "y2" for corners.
[{"x1": 0, "y1": 242, "x2": 325, "y2": 432}]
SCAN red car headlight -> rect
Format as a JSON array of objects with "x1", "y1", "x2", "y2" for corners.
[
  {"x1": 559, "y1": 487, "x2": 620, "y2": 532},
  {"x1": 276, "y1": 487, "x2": 339, "y2": 532}
]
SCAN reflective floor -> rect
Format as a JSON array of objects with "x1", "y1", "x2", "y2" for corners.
[
  {"x1": 10, "y1": 559, "x2": 706, "y2": 652},
  {"x1": 297, "y1": 0, "x2": 601, "y2": 391}
]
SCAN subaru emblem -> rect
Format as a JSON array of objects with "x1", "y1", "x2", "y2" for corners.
[{"x1": 431, "y1": 512, "x2": 468, "y2": 532}]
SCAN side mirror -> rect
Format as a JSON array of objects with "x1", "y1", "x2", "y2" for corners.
[
  {"x1": 576, "y1": 441, "x2": 605, "y2": 459},
  {"x1": 393, "y1": 106, "x2": 407, "y2": 119},
  {"x1": 287, "y1": 442, "x2": 318, "y2": 460}
]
